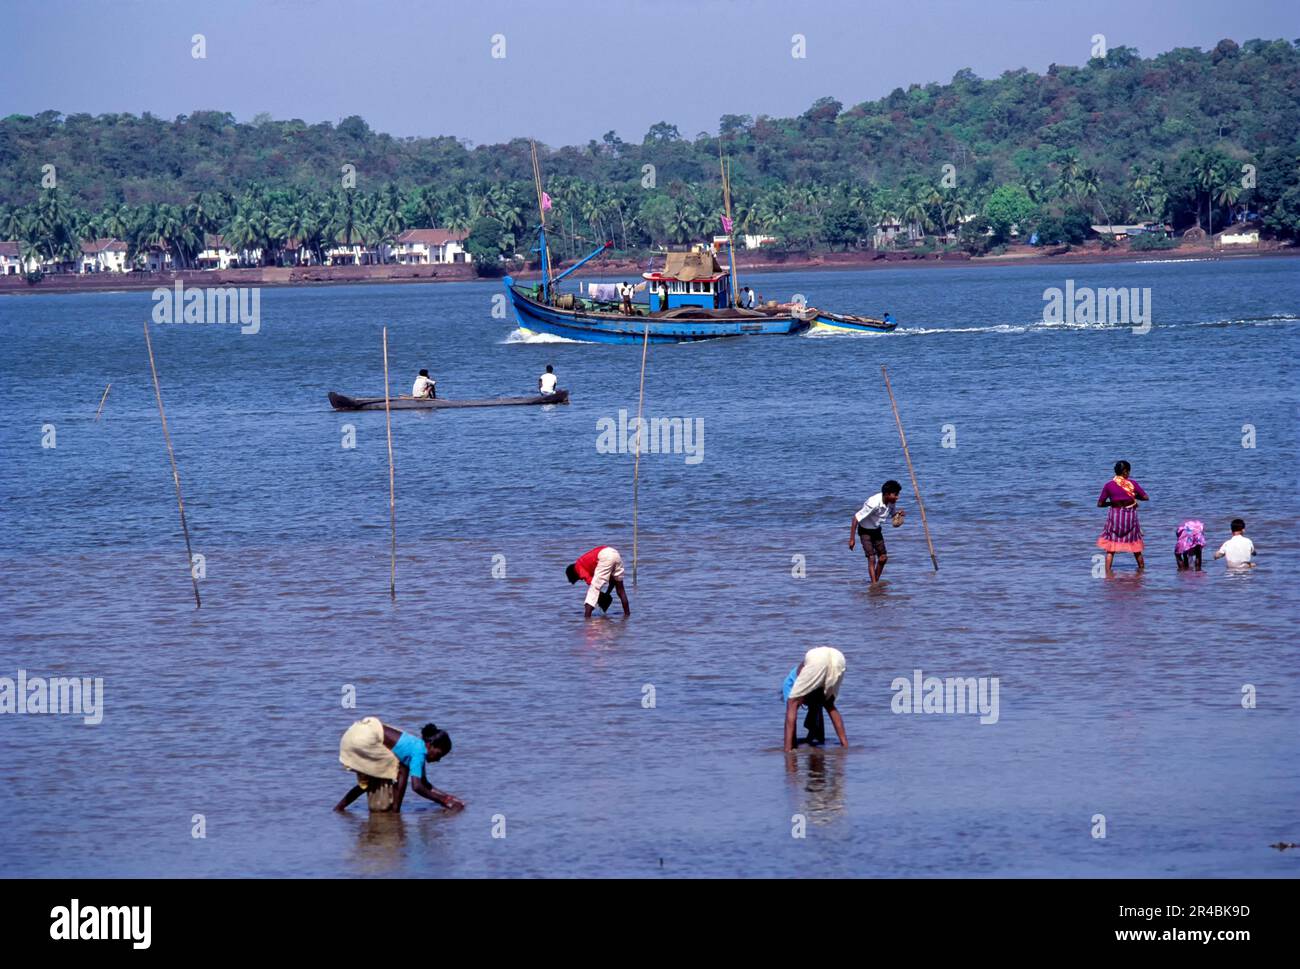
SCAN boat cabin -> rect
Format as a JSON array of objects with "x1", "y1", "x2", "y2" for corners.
[{"x1": 643, "y1": 248, "x2": 732, "y2": 312}]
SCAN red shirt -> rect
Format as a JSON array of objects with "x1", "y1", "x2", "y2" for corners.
[{"x1": 573, "y1": 546, "x2": 608, "y2": 584}]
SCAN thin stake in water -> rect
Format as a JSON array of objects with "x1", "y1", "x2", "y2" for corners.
[
  {"x1": 382, "y1": 326, "x2": 397, "y2": 600},
  {"x1": 881, "y1": 365, "x2": 939, "y2": 572},
  {"x1": 142, "y1": 323, "x2": 201, "y2": 608},
  {"x1": 631, "y1": 322, "x2": 649, "y2": 584},
  {"x1": 94, "y1": 383, "x2": 112, "y2": 421}
]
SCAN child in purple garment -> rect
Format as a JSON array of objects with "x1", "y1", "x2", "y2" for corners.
[{"x1": 1175, "y1": 519, "x2": 1206, "y2": 571}]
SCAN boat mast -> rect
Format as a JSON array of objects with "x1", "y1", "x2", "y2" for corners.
[
  {"x1": 530, "y1": 140, "x2": 553, "y2": 302},
  {"x1": 719, "y1": 140, "x2": 740, "y2": 307}
]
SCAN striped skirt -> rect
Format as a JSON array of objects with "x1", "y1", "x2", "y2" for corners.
[{"x1": 1098, "y1": 505, "x2": 1144, "y2": 553}]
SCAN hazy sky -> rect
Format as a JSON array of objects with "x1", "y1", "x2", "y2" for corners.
[{"x1": 4, "y1": 0, "x2": 1297, "y2": 146}]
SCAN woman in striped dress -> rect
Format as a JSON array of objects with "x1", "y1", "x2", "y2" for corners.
[{"x1": 1097, "y1": 460, "x2": 1149, "y2": 572}]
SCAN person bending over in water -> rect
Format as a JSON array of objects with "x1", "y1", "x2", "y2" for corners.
[
  {"x1": 334, "y1": 717, "x2": 464, "y2": 813},
  {"x1": 783, "y1": 647, "x2": 848, "y2": 753},
  {"x1": 566, "y1": 545, "x2": 630, "y2": 619},
  {"x1": 1175, "y1": 519, "x2": 1206, "y2": 571}
]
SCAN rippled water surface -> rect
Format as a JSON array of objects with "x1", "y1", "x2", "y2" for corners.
[{"x1": 1, "y1": 258, "x2": 1297, "y2": 876}]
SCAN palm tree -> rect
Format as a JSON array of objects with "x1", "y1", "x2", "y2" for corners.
[
  {"x1": 1077, "y1": 167, "x2": 1111, "y2": 232},
  {"x1": 333, "y1": 188, "x2": 360, "y2": 247},
  {"x1": 902, "y1": 188, "x2": 933, "y2": 242},
  {"x1": 923, "y1": 184, "x2": 945, "y2": 237},
  {"x1": 1193, "y1": 154, "x2": 1221, "y2": 235},
  {"x1": 942, "y1": 195, "x2": 968, "y2": 237},
  {"x1": 1214, "y1": 178, "x2": 1241, "y2": 228},
  {"x1": 2, "y1": 204, "x2": 27, "y2": 241}
]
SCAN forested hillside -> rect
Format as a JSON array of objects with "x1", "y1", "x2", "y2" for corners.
[{"x1": 2, "y1": 37, "x2": 1297, "y2": 269}]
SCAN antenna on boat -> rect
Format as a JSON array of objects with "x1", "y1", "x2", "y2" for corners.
[
  {"x1": 530, "y1": 140, "x2": 553, "y2": 302},
  {"x1": 719, "y1": 138, "x2": 740, "y2": 307}
]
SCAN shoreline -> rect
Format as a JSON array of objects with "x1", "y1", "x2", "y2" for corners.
[{"x1": 2, "y1": 243, "x2": 1294, "y2": 296}]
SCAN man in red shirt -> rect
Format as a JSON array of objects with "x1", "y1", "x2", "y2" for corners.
[{"x1": 566, "y1": 545, "x2": 631, "y2": 618}]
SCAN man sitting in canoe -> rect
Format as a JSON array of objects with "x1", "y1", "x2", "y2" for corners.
[
  {"x1": 412, "y1": 369, "x2": 436, "y2": 399},
  {"x1": 539, "y1": 364, "x2": 558, "y2": 395},
  {"x1": 566, "y1": 545, "x2": 631, "y2": 619}
]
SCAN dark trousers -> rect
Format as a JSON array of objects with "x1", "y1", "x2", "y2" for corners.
[{"x1": 803, "y1": 690, "x2": 826, "y2": 745}]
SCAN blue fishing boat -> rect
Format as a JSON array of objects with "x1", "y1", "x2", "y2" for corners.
[
  {"x1": 808, "y1": 311, "x2": 897, "y2": 334},
  {"x1": 503, "y1": 243, "x2": 812, "y2": 345},
  {"x1": 502, "y1": 141, "x2": 893, "y2": 344}
]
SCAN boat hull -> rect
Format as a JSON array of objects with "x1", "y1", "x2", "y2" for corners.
[
  {"x1": 810, "y1": 312, "x2": 897, "y2": 334},
  {"x1": 503, "y1": 278, "x2": 808, "y2": 344},
  {"x1": 328, "y1": 390, "x2": 569, "y2": 411}
]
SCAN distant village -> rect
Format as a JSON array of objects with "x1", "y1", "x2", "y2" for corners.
[
  {"x1": 0, "y1": 228, "x2": 471, "y2": 277},
  {"x1": 0, "y1": 219, "x2": 1267, "y2": 281}
]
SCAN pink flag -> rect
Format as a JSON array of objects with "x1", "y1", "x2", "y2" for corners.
[
  {"x1": 541, "y1": 192, "x2": 553, "y2": 212},
  {"x1": 721, "y1": 215, "x2": 733, "y2": 234}
]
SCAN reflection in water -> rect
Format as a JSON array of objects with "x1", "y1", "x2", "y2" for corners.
[
  {"x1": 345, "y1": 811, "x2": 407, "y2": 875},
  {"x1": 581, "y1": 612, "x2": 631, "y2": 652},
  {"x1": 785, "y1": 749, "x2": 847, "y2": 824}
]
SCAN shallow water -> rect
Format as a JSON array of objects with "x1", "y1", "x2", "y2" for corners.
[{"x1": 1, "y1": 258, "x2": 1297, "y2": 876}]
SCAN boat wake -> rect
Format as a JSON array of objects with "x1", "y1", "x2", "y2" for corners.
[
  {"x1": 803, "y1": 313, "x2": 1300, "y2": 338},
  {"x1": 1188, "y1": 313, "x2": 1300, "y2": 328},
  {"x1": 501, "y1": 328, "x2": 582, "y2": 345}
]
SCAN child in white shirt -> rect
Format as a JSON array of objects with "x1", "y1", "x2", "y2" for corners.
[{"x1": 1214, "y1": 518, "x2": 1256, "y2": 568}]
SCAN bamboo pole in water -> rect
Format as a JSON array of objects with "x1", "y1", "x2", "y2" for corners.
[
  {"x1": 881, "y1": 365, "x2": 939, "y2": 572},
  {"x1": 94, "y1": 383, "x2": 112, "y2": 421},
  {"x1": 382, "y1": 327, "x2": 397, "y2": 600},
  {"x1": 142, "y1": 323, "x2": 201, "y2": 608},
  {"x1": 631, "y1": 322, "x2": 650, "y2": 584}
]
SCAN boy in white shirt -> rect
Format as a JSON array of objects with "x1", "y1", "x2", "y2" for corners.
[
  {"x1": 1214, "y1": 518, "x2": 1256, "y2": 568},
  {"x1": 848, "y1": 479, "x2": 905, "y2": 582},
  {"x1": 538, "y1": 365, "x2": 558, "y2": 395}
]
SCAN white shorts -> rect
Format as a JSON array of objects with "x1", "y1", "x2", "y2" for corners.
[{"x1": 584, "y1": 547, "x2": 625, "y2": 608}]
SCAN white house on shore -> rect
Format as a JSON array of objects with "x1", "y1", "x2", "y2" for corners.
[
  {"x1": 326, "y1": 242, "x2": 385, "y2": 266},
  {"x1": 1090, "y1": 222, "x2": 1173, "y2": 241},
  {"x1": 197, "y1": 235, "x2": 264, "y2": 269},
  {"x1": 0, "y1": 240, "x2": 32, "y2": 275},
  {"x1": 1214, "y1": 223, "x2": 1260, "y2": 247},
  {"x1": 142, "y1": 246, "x2": 172, "y2": 273},
  {"x1": 392, "y1": 228, "x2": 470, "y2": 265},
  {"x1": 79, "y1": 239, "x2": 129, "y2": 273}
]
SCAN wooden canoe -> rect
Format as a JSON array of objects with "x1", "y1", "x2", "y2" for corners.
[{"x1": 328, "y1": 390, "x2": 570, "y2": 411}]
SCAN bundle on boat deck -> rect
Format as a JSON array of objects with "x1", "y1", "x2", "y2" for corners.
[
  {"x1": 654, "y1": 306, "x2": 780, "y2": 320},
  {"x1": 328, "y1": 390, "x2": 570, "y2": 411}
]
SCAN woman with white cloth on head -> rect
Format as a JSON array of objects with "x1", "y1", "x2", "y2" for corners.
[{"x1": 782, "y1": 647, "x2": 848, "y2": 752}]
